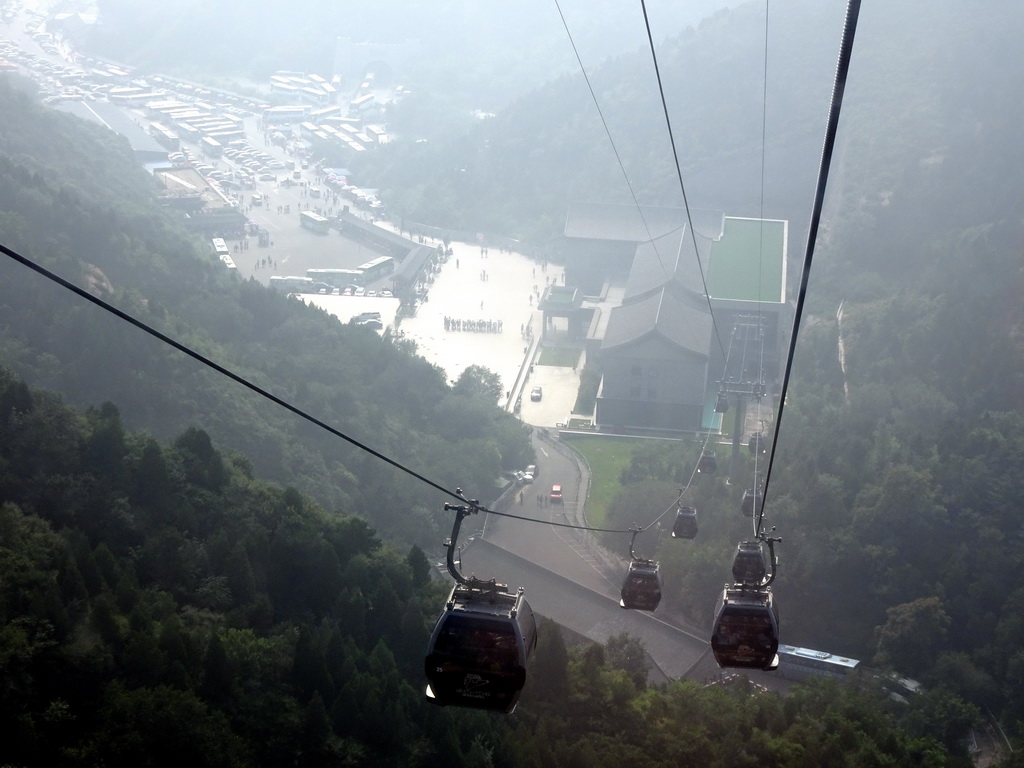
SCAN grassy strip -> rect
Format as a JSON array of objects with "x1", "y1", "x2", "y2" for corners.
[
  {"x1": 563, "y1": 435, "x2": 643, "y2": 527},
  {"x1": 537, "y1": 347, "x2": 581, "y2": 367}
]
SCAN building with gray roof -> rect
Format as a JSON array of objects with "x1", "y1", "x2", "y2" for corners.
[{"x1": 562, "y1": 204, "x2": 790, "y2": 433}]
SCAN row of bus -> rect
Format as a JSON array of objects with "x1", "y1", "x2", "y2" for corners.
[
  {"x1": 267, "y1": 257, "x2": 395, "y2": 294},
  {"x1": 210, "y1": 238, "x2": 237, "y2": 270},
  {"x1": 307, "y1": 257, "x2": 394, "y2": 286},
  {"x1": 145, "y1": 98, "x2": 248, "y2": 154}
]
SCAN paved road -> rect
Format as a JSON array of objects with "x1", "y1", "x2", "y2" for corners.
[
  {"x1": 459, "y1": 538, "x2": 711, "y2": 681},
  {"x1": 475, "y1": 428, "x2": 730, "y2": 682}
]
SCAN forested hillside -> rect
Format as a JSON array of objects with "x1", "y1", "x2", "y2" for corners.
[
  {"x1": 0, "y1": 369, "x2": 979, "y2": 766},
  {"x1": 0, "y1": 80, "x2": 532, "y2": 546},
  {"x1": 354, "y1": 0, "x2": 1024, "y2": 246}
]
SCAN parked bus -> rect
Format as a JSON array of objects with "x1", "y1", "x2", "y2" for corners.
[
  {"x1": 177, "y1": 122, "x2": 201, "y2": 142},
  {"x1": 212, "y1": 237, "x2": 237, "y2": 270},
  {"x1": 309, "y1": 105, "x2": 343, "y2": 121},
  {"x1": 300, "y1": 211, "x2": 330, "y2": 234},
  {"x1": 263, "y1": 105, "x2": 312, "y2": 123},
  {"x1": 777, "y1": 645, "x2": 860, "y2": 682},
  {"x1": 149, "y1": 122, "x2": 180, "y2": 151},
  {"x1": 206, "y1": 130, "x2": 246, "y2": 143},
  {"x1": 350, "y1": 93, "x2": 375, "y2": 114},
  {"x1": 270, "y1": 275, "x2": 316, "y2": 293},
  {"x1": 211, "y1": 238, "x2": 230, "y2": 258},
  {"x1": 271, "y1": 82, "x2": 300, "y2": 96},
  {"x1": 357, "y1": 255, "x2": 394, "y2": 283},
  {"x1": 306, "y1": 268, "x2": 364, "y2": 287},
  {"x1": 201, "y1": 137, "x2": 222, "y2": 157}
]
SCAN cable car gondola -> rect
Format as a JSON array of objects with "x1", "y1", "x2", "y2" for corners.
[
  {"x1": 620, "y1": 526, "x2": 662, "y2": 610},
  {"x1": 671, "y1": 505, "x2": 698, "y2": 539},
  {"x1": 425, "y1": 581, "x2": 537, "y2": 713},
  {"x1": 748, "y1": 431, "x2": 768, "y2": 456},
  {"x1": 620, "y1": 559, "x2": 662, "y2": 611},
  {"x1": 697, "y1": 450, "x2": 718, "y2": 474},
  {"x1": 714, "y1": 390, "x2": 730, "y2": 414},
  {"x1": 425, "y1": 497, "x2": 537, "y2": 713},
  {"x1": 711, "y1": 585, "x2": 780, "y2": 671},
  {"x1": 731, "y1": 540, "x2": 767, "y2": 584},
  {"x1": 741, "y1": 487, "x2": 764, "y2": 516}
]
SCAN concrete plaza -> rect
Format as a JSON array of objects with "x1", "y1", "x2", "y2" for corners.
[{"x1": 392, "y1": 233, "x2": 583, "y2": 428}]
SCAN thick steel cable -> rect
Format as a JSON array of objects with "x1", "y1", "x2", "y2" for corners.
[
  {"x1": 757, "y1": 0, "x2": 862, "y2": 534},
  {"x1": 0, "y1": 240, "x2": 641, "y2": 536}
]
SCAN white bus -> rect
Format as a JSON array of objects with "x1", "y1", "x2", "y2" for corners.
[
  {"x1": 211, "y1": 237, "x2": 230, "y2": 258},
  {"x1": 200, "y1": 136, "x2": 222, "y2": 157}
]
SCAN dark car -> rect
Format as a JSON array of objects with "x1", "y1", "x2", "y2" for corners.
[{"x1": 530, "y1": 387, "x2": 543, "y2": 401}]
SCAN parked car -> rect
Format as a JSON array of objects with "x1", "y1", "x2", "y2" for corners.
[{"x1": 531, "y1": 387, "x2": 543, "y2": 401}]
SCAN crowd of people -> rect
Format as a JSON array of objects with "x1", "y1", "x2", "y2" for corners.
[{"x1": 444, "y1": 317, "x2": 503, "y2": 333}]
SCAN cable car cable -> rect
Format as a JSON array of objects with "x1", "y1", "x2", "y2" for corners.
[
  {"x1": 638, "y1": 0, "x2": 729, "y2": 364},
  {"x1": 757, "y1": 0, "x2": 862, "y2": 534},
  {"x1": 552, "y1": 0, "x2": 679, "y2": 286},
  {"x1": 1, "y1": 240, "x2": 649, "y2": 540},
  {"x1": 0, "y1": 240, "x2": 490, "y2": 509}
]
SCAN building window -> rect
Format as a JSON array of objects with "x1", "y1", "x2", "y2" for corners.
[
  {"x1": 629, "y1": 386, "x2": 641, "y2": 398},
  {"x1": 631, "y1": 365, "x2": 642, "y2": 376},
  {"x1": 647, "y1": 388, "x2": 657, "y2": 400}
]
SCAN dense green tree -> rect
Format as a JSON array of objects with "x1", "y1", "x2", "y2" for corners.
[
  {"x1": 453, "y1": 365, "x2": 504, "y2": 403},
  {"x1": 604, "y1": 632, "x2": 650, "y2": 691},
  {"x1": 874, "y1": 596, "x2": 952, "y2": 678}
]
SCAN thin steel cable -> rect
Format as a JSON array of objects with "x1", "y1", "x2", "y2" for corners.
[
  {"x1": 553, "y1": 0, "x2": 678, "y2": 282},
  {"x1": 639, "y1": 0, "x2": 728, "y2": 363},
  {"x1": 752, "y1": 1, "x2": 771, "y2": 538}
]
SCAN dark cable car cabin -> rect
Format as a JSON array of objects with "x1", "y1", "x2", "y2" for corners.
[
  {"x1": 671, "y1": 506, "x2": 699, "y2": 539},
  {"x1": 741, "y1": 487, "x2": 764, "y2": 516},
  {"x1": 714, "y1": 391, "x2": 730, "y2": 414},
  {"x1": 620, "y1": 559, "x2": 662, "y2": 611},
  {"x1": 748, "y1": 432, "x2": 768, "y2": 456},
  {"x1": 732, "y1": 540, "x2": 767, "y2": 584},
  {"x1": 711, "y1": 585, "x2": 780, "y2": 671},
  {"x1": 425, "y1": 581, "x2": 537, "y2": 714},
  {"x1": 697, "y1": 450, "x2": 718, "y2": 474}
]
